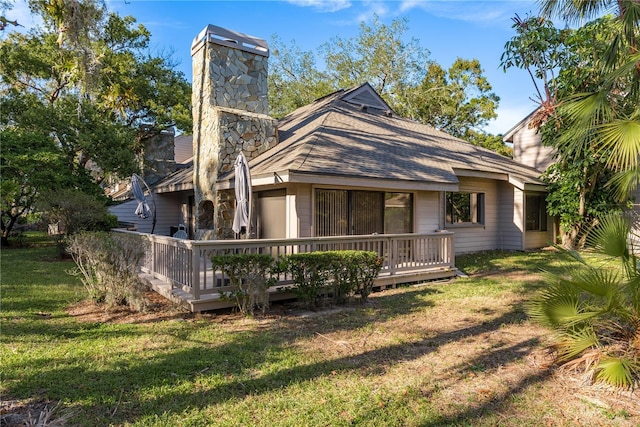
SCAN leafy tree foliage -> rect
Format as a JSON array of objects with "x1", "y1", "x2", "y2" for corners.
[
  {"x1": 320, "y1": 15, "x2": 429, "y2": 108},
  {"x1": 407, "y1": 59, "x2": 500, "y2": 144},
  {"x1": 503, "y1": 13, "x2": 639, "y2": 248},
  {"x1": 501, "y1": 14, "x2": 569, "y2": 127},
  {"x1": 0, "y1": 0, "x2": 191, "y2": 244},
  {"x1": 269, "y1": 15, "x2": 505, "y2": 155},
  {"x1": 267, "y1": 36, "x2": 336, "y2": 119}
]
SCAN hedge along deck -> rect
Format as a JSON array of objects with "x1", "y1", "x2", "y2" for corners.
[{"x1": 116, "y1": 230, "x2": 456, "y2": 312}]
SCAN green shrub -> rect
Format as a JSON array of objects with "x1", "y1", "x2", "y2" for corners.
[
  {"x1": 39, "y1": 189, "x2": 118, "y2": 257},
  {"x1": 528, "y1": 213, "x2": 640, "y2": 389},
  {"x1": 284, "y1": 251, "x2": 383, "y2": 307},
  {"x1": 67, "y1": 232, "x2": 149, "y2": 311},
  {"x1": 283, "y1": 252, "x2": 335, "y2": 308},
  {"x1": 211, "y1": 253, "x2": 278, "y2": 315},
  {"x1": 333, "y1": 250, "x2": 383, "y2": 302}
]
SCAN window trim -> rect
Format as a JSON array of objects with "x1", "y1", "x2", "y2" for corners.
[
  {"x1": 525, "y1": 194, "x2": 548, "y2": 232},
  {"x1": 445, "y1": 191, "x2": 485, "y2": 227},
  {"x1": 313, "y1": 187, "x2": 414, "y2": 237}
]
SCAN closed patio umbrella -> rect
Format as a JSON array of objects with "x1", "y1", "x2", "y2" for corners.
[
  {"x1": 232, "y1": 152, "x2": 252, "y2": 236},
  {"x1": 131, "y1": 173, "x2": 156, "y2": 234}
]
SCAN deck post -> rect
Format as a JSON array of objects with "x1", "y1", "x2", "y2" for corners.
[
  {"x1": 192, "y1": 244, "x2": 200, "y2": 299},
  {"x1": 151, "y1": 236, "x2": 157, "y2": 280},
  {"x1": 389, "y1": 236, "x2": 397, "y2": 276}
]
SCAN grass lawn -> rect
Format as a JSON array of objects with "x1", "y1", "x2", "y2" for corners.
[{"x1": 1, "y1": 236, "x2": 638, "y2": 426}]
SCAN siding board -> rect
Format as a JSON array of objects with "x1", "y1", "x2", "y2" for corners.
[{"x1": 109, "y1": 192, "x2": 186, "y2": 235}]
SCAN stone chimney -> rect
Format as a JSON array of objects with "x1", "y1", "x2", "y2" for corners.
[
  {"x1": 140, "y1": 128, "x2": 176, "y2": 186},
  {"x1": 191, "y1": 25, "x2": 278, "y2": 240}
]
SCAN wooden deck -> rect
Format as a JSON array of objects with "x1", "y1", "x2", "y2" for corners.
[{"x1": 117, "y1": 231, "x2": 457, "y2": 312}]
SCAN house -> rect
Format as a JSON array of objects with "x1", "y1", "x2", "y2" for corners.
[
  {"x1": 503, "y1": 110, "x2": 555, "y2": 173},
  {"x1": 110, "y1": 24, "x2": 554, "y2": 254},
  {"x1": 503, "y1": 108, "x2": 640, "y2": 241}
]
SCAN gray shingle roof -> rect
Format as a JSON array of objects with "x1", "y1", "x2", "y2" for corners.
[
  {"x1": 155, "y1": 83, "x2": 544, "y2": 192},
  {"x1": 244, "y1": 87, "x2": 544, "y2": 188}
]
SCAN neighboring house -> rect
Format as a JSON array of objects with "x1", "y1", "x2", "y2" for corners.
[
  {"x1": 503, "y1": 110, "x2": 555, "y2": 173},
  {"x1": 504, "y1": 108, "x2": 640, "y2": 237},
  {"x1": 109, "y1": 24, "x2": 554, "y2": 253}
]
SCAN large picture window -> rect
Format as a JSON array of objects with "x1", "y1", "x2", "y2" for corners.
[
  {"x1": 526, "y1": 194, "x2": 547, "y2": 231},
  {"x1": 315, "y1": 189, "x2": 413, "y2": 236},
  {"x1": 446, "y1": 192, "x2": 484, "y2": 225}
]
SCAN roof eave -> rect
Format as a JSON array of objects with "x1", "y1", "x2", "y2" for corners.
[{"x1": 230, "y1": 171, "x2": 460, "y2": 192}]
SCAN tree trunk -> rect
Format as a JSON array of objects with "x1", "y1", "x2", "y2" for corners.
[
  {"x1": 560, "y1": 226, "x2": 580, "y2": 250},
  {"x1": 0, "y1": 214, "x2": 18, "y2": 247}
]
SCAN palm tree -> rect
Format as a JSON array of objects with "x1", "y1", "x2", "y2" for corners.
[
  {"x1": 539, "y1": 0, "x2": 639, "y2": 57},
  {"x1": 528, "y1": 212, "x2": 640, "y2": 388},
  {"x1": 539, "y1": 0, "x2": 640, "y2": 200}
]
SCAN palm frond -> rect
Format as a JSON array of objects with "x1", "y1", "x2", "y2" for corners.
[
  {"x1": 606, "y1": 168, "x2": 639, "y2": 202},
  {"x1": 619, "y1": 0, "x2": 640, "y2": 45},
  {"x1": 538, "y1": 0, "x2": 617, "y2": 24},
  {"x1": 527, "y1": 284, "x2": 581, "y2": 327},
  {"x1": 570, "y1": 267, "x2": 621, "y2": 299},
  {"x1": 556, "y1": 327, "x2": 599, "y2": 361},
  {"x1": 561, "y1": 348, "x2": 602, "y2": 374},
  {"x1": 597, "y1": 119, "x2": 640, "y2": 171},
  {"x1": 601, "y1": 52, "x2": 640, "y2": 83},
  {"x1": 555, "y1": 91, "x2": 613, "y2": 152},
  {"x1": 586, "y1": 213, "x2": 632, "y2": 258},
  {"x1": 595, "y1": 356, "x2": 638, "y2": 388},
  {"x1": 623, "y1": 275, "x2": 640, "y2": 315},
  {"x1": 528, "y1": 280, "x2": 606, "y2": 328}
]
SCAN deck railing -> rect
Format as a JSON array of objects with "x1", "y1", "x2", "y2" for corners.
[{"x1": 114, "y1": 231, "x2": 455, "y2": 299}]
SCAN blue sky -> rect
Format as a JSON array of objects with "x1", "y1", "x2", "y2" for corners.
[{"x1": 9, "y1": 0, "x2": 545, "y2": 134}]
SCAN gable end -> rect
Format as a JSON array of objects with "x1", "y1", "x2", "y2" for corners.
[{"x1": 342, "y1": 83, "x2": 393, "y2": 112}]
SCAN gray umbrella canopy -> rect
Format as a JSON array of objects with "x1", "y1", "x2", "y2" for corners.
[
  {"x1": 232, "y1": 152, "x2": 252, "y2": 235},
  {"x1": 131, "y1": 174, "x2": 156, "y2": 234},
  {"x1": 132, "y1": 174, "x2": 152, "y2": 219}
]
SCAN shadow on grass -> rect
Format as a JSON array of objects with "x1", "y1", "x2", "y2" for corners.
[
  {"x1": 456, "y1": 249, "x2": 577, "y2": 278},
  {"x1": 3, "y1": 246, "x2": 561, "y2": 425},
  {"x1": 4, "y1": 298, "x2": 551, "y2": 426}
]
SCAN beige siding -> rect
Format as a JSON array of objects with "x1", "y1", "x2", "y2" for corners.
[
  {"x1": 414, "y1": 191, "x2": 440, "y2": 233},
  {"x1": 444, "y1": 178, "x2": 497, "y2": 253},
  {"x1": 525, "y1": 230, "x2": 551, "y2": 249},
  {"x1": 523, "y1": 192, "x2": 555, "y2": 250},
  {"x1": 513, "y1": 126, "x2": 555, "y2": 172},
  {"x1": 256, "y1": 190, "x2": 286, "y2": 239},
  {"x1": 109, "y1": 192, "x2": 186, "y2": 236},
  {"x1": 497, "y1": 182, "x2": 524, "y2": 251},
  {"x1": 293, "y1": 183, "x2": 313, "y2": 238}
]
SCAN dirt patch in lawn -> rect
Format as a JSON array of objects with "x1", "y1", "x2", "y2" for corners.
[{"x1": 66, "y1": 287, "x2": 194, "y2": 324}]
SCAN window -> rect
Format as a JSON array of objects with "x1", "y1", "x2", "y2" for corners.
[
  {"x1": 446, "y1": 192, "x2": 484, "y2": 225},
  {"x1": 315, "y1": 189, "x2": 413, "y2": 236},
  {"x1": 385, "y1": 192, "x2": 413, "y2": 234},
  {"x1": 526, "y1": 194, "x2": 547, "y2": 231}
]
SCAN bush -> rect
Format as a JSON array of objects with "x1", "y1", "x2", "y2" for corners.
[
  {"x1": 39, "y1": 189, "x2": 117, "y2": 257},
  {"x1": 67, "y1": 232, "x2": 149, "y2": 311},
  {"x1": 284, "y1": 251, "x2": 383, "y2": 308},
  {"x1": 331, "y1": 251, "x2": 383, "y2": 302},
  {"x1": 283, "y1": 252, "x2": 335, "y2": 308},
  {"x1": 527, "y1": 213, "x2": 640, "y2": 389},
  {"x1": 211, "y1": 253, "x2": 278, "y2": 315}
]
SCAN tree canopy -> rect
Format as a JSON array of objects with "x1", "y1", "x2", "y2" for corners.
[
  {"x1": 0, "y1": 0, "x2": 191, "y2": 244},
  {"x1": 502, "y1": 2, "x2": 640, "y2": 249},
  {"x1": 268, "y1": 15, "x2": 504, "y2": 155}
]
